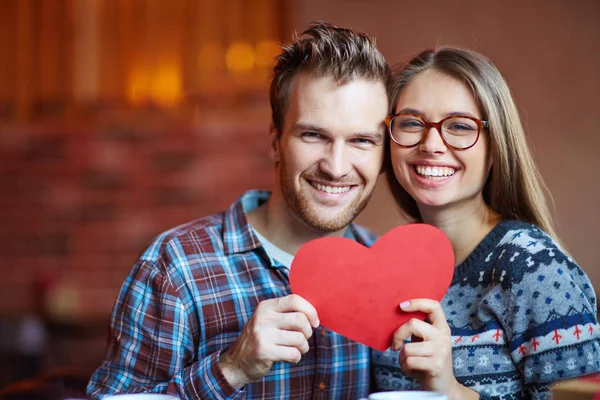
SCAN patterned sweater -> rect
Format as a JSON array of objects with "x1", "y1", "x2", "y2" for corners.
[{"x1": 372, "y1": 220, "x2": 600, "y2": 400}]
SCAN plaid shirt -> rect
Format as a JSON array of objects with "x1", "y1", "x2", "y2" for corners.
[{"x1": 88, "y1": 190, "x2": 377, "y2": 400}]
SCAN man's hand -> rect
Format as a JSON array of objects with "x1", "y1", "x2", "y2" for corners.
[{"x1": 219, "y1": 294, "x2": 319, "y2": 389}]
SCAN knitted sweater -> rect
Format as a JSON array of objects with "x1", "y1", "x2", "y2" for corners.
[{"x1": 372, "y1": 220, "x2": 600, "y2": 400}]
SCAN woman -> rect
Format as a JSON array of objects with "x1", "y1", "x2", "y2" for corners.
[{"x1": 373, "y1": 47, "x2": 600, "y2": 399}]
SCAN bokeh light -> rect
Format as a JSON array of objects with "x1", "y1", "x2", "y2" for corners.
[
  {"x1": 198, "y1": 41, "x2": 225, "y2": 73},
  {"x1": 255, "y1": 40, "x2": 281, "y2": 69},
  {"x1": 225, "y1": 42, "x2": 255, "y2": 73}
]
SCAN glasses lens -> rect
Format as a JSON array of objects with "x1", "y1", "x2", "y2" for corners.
[
  {"x1": 442, "y1": 117, "x2": 479, "y2": 148},
  {"x1": 390, "y1": 115, "x2": 425, "y2": 146}
]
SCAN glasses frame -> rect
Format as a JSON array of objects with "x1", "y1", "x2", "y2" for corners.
[{"x1": 385, "y1": 113, "x2": 489, "y2": 151}]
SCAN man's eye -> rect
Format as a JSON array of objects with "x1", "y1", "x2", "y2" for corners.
[
  {"x1": 302, "y1": 132, "x2": 324, "y2": 140},
  {"x1": 352, "y1": 138, "x2": 375, "y2": 146}
]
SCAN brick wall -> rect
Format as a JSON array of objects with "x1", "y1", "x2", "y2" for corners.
[{"x1": 0, "y1": 107, "x2": 274, "y2": 382}]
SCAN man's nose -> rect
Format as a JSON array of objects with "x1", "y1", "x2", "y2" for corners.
[{"x1": 319, "y1": 141, "x2": 351, "y2": 179}]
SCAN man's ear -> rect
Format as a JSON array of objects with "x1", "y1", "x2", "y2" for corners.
[
  {"x1": 269, "y1": 124, "x2": 281, "y2": 163},
  {"x1": 380, "y1": 133, "x2": 390, "y2": 175}
]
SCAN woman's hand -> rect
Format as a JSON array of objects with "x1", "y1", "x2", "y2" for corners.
[{"x1": 392, "y1": 299, "x2": 478, "y2": 399}]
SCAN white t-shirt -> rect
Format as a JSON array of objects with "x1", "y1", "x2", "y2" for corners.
[{"x1": 252, "y1": 228, "x2": 294, "y2": 269}]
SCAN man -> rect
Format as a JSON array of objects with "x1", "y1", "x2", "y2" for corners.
[{"x1": 88, "y1": 22, "x2": 390, "y2": 399}]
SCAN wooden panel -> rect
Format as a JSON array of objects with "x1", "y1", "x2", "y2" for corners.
[
  {"x1": 71, "y1": 0, "x2": 99, "y2": 104},
  {"x1": 251, "y1": 0, "x2": 278, "y2": 40},
  {"x1": 181, "y1": 0, "x2": 200, "y2": 93},
  {"x1": 0, "y1": 1, "x2": 17, "y2": 107},
  {"x1": 195, "y1": 0, "x2": 226, "y2": 92},
  {"x1": 224, "y1": 0, "x2": 246, "y2": 43},
  {"x1": 125, "y1": 0, "x2": 149, "y2": 104},
  {"x1": 4, "y1": 0, "x2": 284, "y2": 120},
  {"x1": 15, "y1": 0, "x2": 34, "y2": 120},
  {"x1": 152, "y1": 0, "x2": 185, "y2": 105},
  {"x1": 98, "y1": 0, "x2": 122, "y2": 100},
  {"x1": 117, "y1": 0, "x2": 135, "y2": 103},
  {"x1": 37, "y1": 0, "x2": 62, "y2": 100}
]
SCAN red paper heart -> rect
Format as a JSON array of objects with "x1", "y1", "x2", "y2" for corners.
[{"x1": 290, "y1": 223, "x2": 454, "y2": 352}]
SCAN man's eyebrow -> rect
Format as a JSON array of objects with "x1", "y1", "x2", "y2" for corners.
[
  {"x1": 293, "y1": 123, "x2": 385, "y2": 141},
  {"x1": 292, "y1": 123, "x2": 329, "y2": 133},
  {"x1": 396, "y1": 108, "x2": 479, "y2": 119},
  {"x1": 351, "y1": 131, "x2": 385, "y2": 142}
]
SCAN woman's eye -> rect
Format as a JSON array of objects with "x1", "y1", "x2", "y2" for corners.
[
  {"x1": 399, "y1": 120, "x2": 424, "y2": 130},
  {"x1": 448, "y1": 123, "x2": 476, "y2": 131}
]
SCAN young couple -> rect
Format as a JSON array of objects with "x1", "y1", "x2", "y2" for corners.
[{"x1": 88, "y1": 22, "x2": 600, "y2": 400}]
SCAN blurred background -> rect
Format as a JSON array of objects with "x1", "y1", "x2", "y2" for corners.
[{"x1": 0, "y1": 0, "x2": 598, "y2": 394}]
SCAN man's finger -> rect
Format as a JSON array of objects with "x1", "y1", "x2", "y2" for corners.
[
  {"x1": 274, "y1": 330, "x2": 310, "y2": 354},
  {"x1": 278, "y1": 312, "x2": 313, "y2": 339},
  {"x1": 275, "y1": 345, "x2": 303, "y2": 364},
  {"x1": 273, "y1": 294, "x2": 320, "y2": 328}
]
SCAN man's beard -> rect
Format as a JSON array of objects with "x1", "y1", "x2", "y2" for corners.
[{"x1": 279, "y1": 154, "x2": 373, "y2": 232}]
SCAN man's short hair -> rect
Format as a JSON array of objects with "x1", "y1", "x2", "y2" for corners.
[{"x1": 270, "y1": 21, "x2": 391, "y2": 135}]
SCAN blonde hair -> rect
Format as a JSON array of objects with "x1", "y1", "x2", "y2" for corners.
[
  {"x1": 270, "y1": 21, "x2": 391, "y2": 136},
  {"x1": 385, "y1": 46, "x2": 559, "y2": 241}
]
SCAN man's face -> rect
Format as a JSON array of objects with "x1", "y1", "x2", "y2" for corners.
[{"x1": 271, "y1": 73, "x2": 388, "y2": 232}]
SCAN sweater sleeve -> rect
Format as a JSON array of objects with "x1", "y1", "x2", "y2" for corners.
[{"x1": 506, "y1": 242, "x2": 600, "y2": 396}]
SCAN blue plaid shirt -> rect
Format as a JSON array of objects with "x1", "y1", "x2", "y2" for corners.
[{"x1": 87, "y1": 190, "x2": 377, "y2": 399}]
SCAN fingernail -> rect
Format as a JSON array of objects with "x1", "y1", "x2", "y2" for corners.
[
  {"x1": 315, "y1": 318, "x2": 320, "y2": 327},
  {"x1": 399, "y1": 301, "x2": 411, "y2": 309}
]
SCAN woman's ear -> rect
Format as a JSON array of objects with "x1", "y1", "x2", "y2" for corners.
[
  {"x1": 486, "y1": 130, "x2": 495, "y2": 172},
  {"x1": 487, "y1": 144, "x2": 494, "y2": 172}
]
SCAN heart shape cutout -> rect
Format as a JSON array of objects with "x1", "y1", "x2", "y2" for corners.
[{"x1": 290, "y1": 223, "x2": 454, "y2": 352}]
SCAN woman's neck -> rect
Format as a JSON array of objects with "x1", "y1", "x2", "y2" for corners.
[{"x1": 419, "y1": 198, "x2": 501, "y2": 266}]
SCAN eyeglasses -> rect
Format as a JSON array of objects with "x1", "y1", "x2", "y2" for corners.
[{"x1": 385, "y1": 113, "x2": 489, "y2": 150}]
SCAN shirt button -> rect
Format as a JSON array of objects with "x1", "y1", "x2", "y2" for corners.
[
  {"x1": 320, "y1": 328, "x2": 326, "y2": 337},
  {"x1": 318, "y1": 382, "x2": 326, "y2": 391}
]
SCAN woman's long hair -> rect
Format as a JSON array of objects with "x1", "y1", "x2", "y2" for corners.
[{"x1": 385, "y1": 47, "x2": 559, "y2": 241}]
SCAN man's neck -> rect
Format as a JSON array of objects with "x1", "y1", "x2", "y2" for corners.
[
  {"x1": 419, "y1": 196, "x2": 500, "y2": 266},
  {"x1": 246, "y1": 197, "x2": 348, "y2": 255}
]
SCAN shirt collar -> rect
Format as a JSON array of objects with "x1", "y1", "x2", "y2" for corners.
[
  {"x1": 222, "y1": 190, "x2": 270, "y2": 255},
  {"x1": 222, "y1": 190, "x2": 377, "y2": 255}
]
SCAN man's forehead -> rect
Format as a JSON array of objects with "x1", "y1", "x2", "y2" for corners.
[{"x1": 285, "y1": 76, "x2": 387, "y2": 127}]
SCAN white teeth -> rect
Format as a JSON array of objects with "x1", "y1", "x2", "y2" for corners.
[
  {"x1": 313, "y1": 182, "x2": 351, "y2": 194},
  {"x1": 415, "y1": 165, "x2": 456, "y2": 178}
]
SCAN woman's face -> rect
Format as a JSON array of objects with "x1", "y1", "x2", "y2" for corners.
[{"x1": 390, "y1": 69, "x2": 492, "y2": 213}]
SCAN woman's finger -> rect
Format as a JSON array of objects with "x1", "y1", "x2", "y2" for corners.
[
  {"x1": 401, "y1": 340, "x2": 438, "y2": 358},
  {"x1": 400, "y1": 299, "x2": 451, "y2": 334},
  {"x1": 392, "y1": 318, "x2": 442, "y2": 351},
  {"x1": 400, "y1": 354, "x2": 446, "y2": 377}
]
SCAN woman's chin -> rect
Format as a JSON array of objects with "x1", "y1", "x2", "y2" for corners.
[{"x1": 414, "y1": 196, "x2": 451, "y2": 210}]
